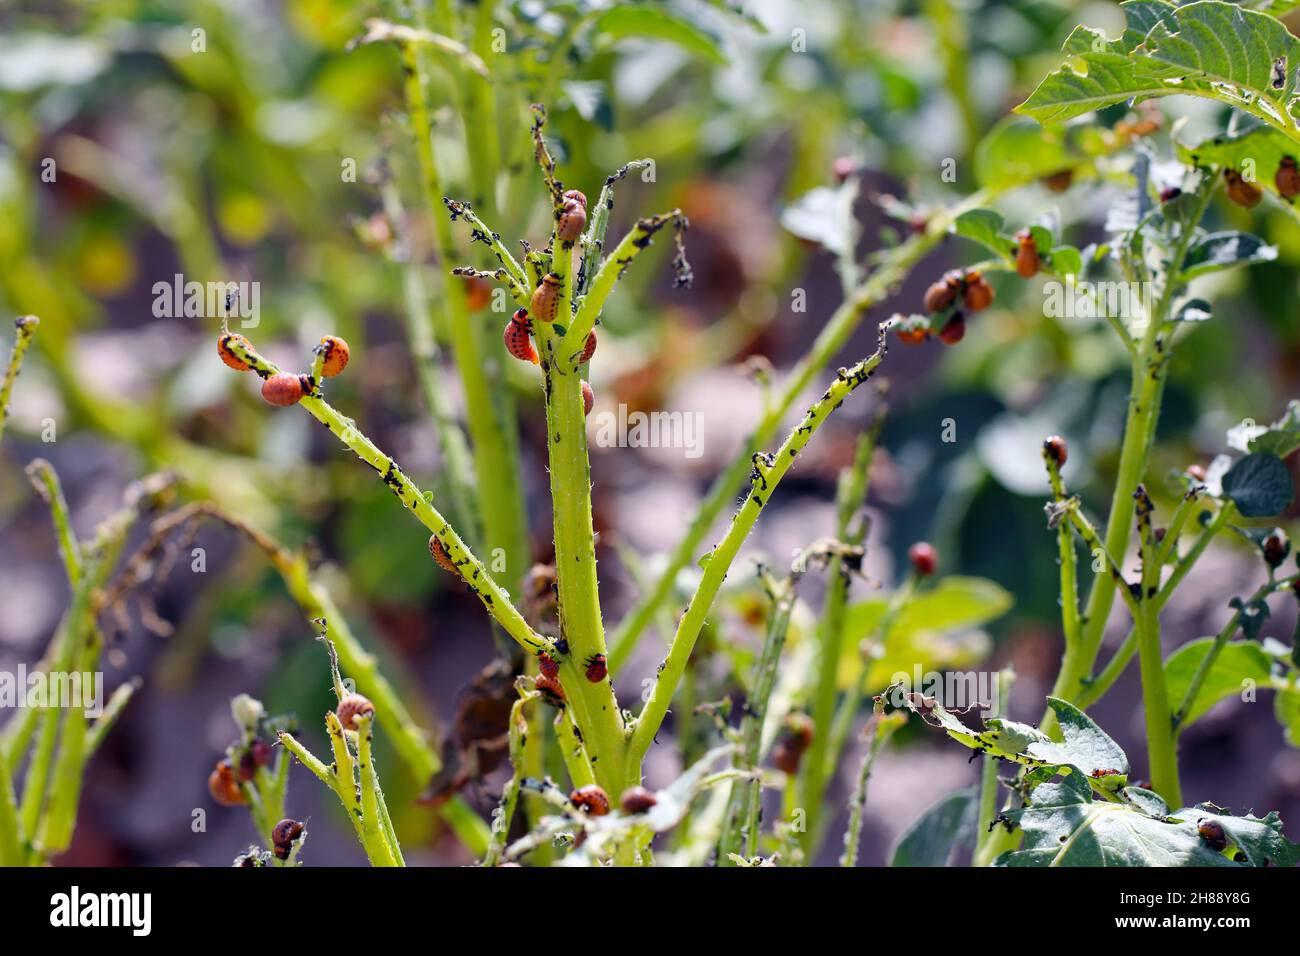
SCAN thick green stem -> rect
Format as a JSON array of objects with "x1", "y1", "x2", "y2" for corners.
[{"x1": 538, "y1": 344, "x2": 627, "y2": 792}]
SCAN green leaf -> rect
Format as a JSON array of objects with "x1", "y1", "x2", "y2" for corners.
[
  {"x1": 1275, "y1": 689, "x2": 1300, "y2": 746},
  {"x1": 1044, "y1": 244, "x2": 1083, "y2": 278},
  {"x1": 1017, "y1": 1, "x2": 1300, "y2": 144},
  {"x1": 1221, "y1": 451, "x2": 1294, "y2": 516},
  {"x1": 592, "y1": 6, "x2": 727, "y2": 65},
  {"x1": 974, "y1": 116, "x2": 1084, "y2": 189},
  {"x1": 952, "y1": 209, "x2": 1011, "y2": 259},
  {"x1": 1164, "y1": 638, "x2": 1273, "y2": 728},
  {"x1": 996, "y1": 772, "x2": 1300, "y2": 866},
  {"x1": 889, "y1": 788, "x2": 976, "y2": 867},
  {"x1": 1181, "y1": 232, "x2": 1278, "y2": 280}
]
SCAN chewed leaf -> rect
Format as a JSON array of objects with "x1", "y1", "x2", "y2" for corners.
[
  {"x1": 996, "y1": 774, "x2": 1300, "y2": 866},
  {"x1": 900, "y1": 694, "x2": 1128, "y2": 779},
  {"x1": 897, "y1": 693, "x2": 1057, "y2": 769},
  {"x1": 1017, "y1": 1, "x2": 1300, "y2": 146}
]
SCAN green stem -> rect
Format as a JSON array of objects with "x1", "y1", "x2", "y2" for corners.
[
  {"x1": 222, "y1": 337, "x2": 546, "y2": 655},
  {"x1": 402, "y1": 42, "x2": 531, "y2": 590},
  {"x1": 629, "y1": 329, "x2": 892, "y2": 769},
  {"x1": 380, "y1": 180, "x2": 483, "y2": 553},
  {"x1": 0, "y1": 739, "x2": 21, "y2": 865},
  {"x1": 609, "y1": 192, "x2": 993, "y2": 669},
  {"x1": 1136, "y1": 594, "x2": 1180, "y2": 805},
  {"x1": 538, "y1": 346, "x2": 627, "y2": 792},
  {"x1": 840, "y1": 703, "x2": 903, "y2": 867},
  {"x1": 25, "y1": 459, "x2": 82, "y2": 587},
  {"x1": 973, "y1": 667, "x2": 1016, "y2": 862},
  {"x1": 718, "y1": 577, "x2": 795, "y2": 865},
  {"x1": 0, "y1": 314, "x2": 38, "y2": 448},
  {"x1": 356, "y1": 716, "x2": 402, "y2": 867},
  {"x1": 85, "y1": 679, "x2": 139, "y2": 757},
  {"x1": 799, "y1": 409, "x2": 886, "y2": 854}
]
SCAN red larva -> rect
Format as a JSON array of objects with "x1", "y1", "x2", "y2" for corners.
[
  {"x1": 938, "y1": 313, "x2": 965, "y2": 345},
  {"x1": 531, "y1": 273, "x2": 562, "y2": 323},
  {"x1": 538, "y1": 651, "x2": 560, "y2": 679},
  {"x1": 584, "y1": 653, "x2": 607, "y2": 683},
  {"x1": 1043, "y1": 435, "x2": 1068, "y2": 468},
  {"x1": 208, "y1": 760, "x2": 245, "y2": 807},
  {"x1": 335, "y1": 693, "x2": 376, "y2": 730},
  {"x1": 569, "y1": 784, "x2": 611, "y2": 816},
  {"x1": 428, "y1": 535, "x2": 461, "y2": 576},
  {"x1": 218, "y1": 333, "x2": 252, "y2": 371},
  {"x1": 620, "y1": 786, "x2": 658, "y2": 814},
  {"x1": 908, "y1": 541, "x2": 937, "y2": 577},
  {"x1": 261, "y1": 373, "x2": 308, "y2": 407},
  {"x1": 563, "y1": 189, "x2": 588, "y2": 208},
  {"x1": 1276, "y1": 156, "x2": 1300, "y2": 199},
  {"x1": 271, "y1": 818, "x2": 305, "y2": 859},
  {"x1": 503, "y1": 310, "x2": 539, "y2": 364},
  {"x1": 578, "y1": 330, "x2": 597, "y2": 364},
  {"x1": 317, "y1": 335, "x2": 350, "y2": 377},
  {"x1": 962, "y1": 270, "x2": 994, "y2": 311},
  {"x1": 535, "y1": 673, "x2": 565, "y2": 704},
  {"x1": 1015, "y1": 230, "x2": 1040, "y2": 279},
  {"x1": 581, "y1": 380, "x2": 594, "y2": 417},
  {"x1": 557, "y1": 199, "x2": 586, "y2": 243}
]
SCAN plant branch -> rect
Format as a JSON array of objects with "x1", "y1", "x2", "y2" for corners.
[
  {"x1": 628, "y1": 327, "x2": 892, "y2": 768},
  {"x1": 0, "y1": 315, "x2": 38, "y2": 448}
]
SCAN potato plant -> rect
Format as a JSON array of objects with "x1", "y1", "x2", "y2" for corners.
[{"x1": 1, "y1": 0, "x2": 1300, "y2": 873}]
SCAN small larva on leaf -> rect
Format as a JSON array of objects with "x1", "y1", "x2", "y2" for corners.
[{"x1": 581, "y1": 380, "x2": 595, "y2": 417}]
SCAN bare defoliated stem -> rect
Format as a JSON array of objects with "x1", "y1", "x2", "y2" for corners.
[
  {"x1": 628, "y1": 328, "x2": 893, "y2": 770},
  {"x1": 718, "y1": 574, "x2": 795, "y2": 865},
  {"x1": 221, "y1": 337, "x2": 549, "y2": 658},
  {"x1": 0, "y1": 315, "x2": 39, "y2": 448},
  {"x1": 607, "y1": 194, "x2": 991, "y2": 670},
  {"x1": 840, "y1": 698, "x2": 904, "y2": 867}
]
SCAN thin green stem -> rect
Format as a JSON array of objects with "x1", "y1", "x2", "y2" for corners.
[
  {"x1": 356, "y1": 716, "x2": 402, "y2": 867},
  {"x1": 222, "y1": 337, "x2": 546, "y2": 656},
  {"x1": 840, "y1": 702, "x2": 904, "y2": 867},
  {"x1": 629, "y1": 328, "x2": 892, "y2": 769},
  {"x1": 403, "y1": 42, "x2": 531, "y2": 590},
  {"x1": 85, "y1": 679, "x2": 140, "y2": 757},
  {"x1": 610, "y1": 190, "x2": 995, "y2": 669},
  {"x1": 799, "y1": 406, "x2": 885, "y2": 841},
  {"x1": 719, "y1": 576, "x2": 795, "y2": 865},
  {"x1": 0, "y1": 314, "x2": 38, "y2": 447},
  {"x1": 973, "y1": 667, "x2": 1016, "y2": 862}
]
